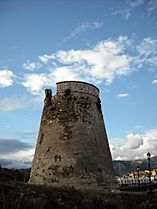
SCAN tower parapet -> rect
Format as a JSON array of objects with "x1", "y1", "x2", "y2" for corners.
[
  {"x1": 29, "y1": 81, "x2": 116, "y2": 190},
  {"x1": 57, "y1": 81, "x2": 99, "y2": 97}
]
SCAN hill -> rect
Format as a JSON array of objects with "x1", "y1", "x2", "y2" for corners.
[
  {"x1": 0, "y1": 167, "x2": 30, "y2": 182},
  {"x1": 113, "y1": 156, "x2": 157, "y2": 176}
]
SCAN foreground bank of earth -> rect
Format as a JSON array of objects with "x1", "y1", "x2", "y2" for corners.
[
  {"x1": 0, "y1": 179, "x2": 157, "y2": 209},
  {"x1": 0, "y1": 168, "x2": 157, "y2": 209}
]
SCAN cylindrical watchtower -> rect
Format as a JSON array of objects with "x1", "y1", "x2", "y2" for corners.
[{"x1": 29, "y1": 81, "x2": 116, "y2": 190}]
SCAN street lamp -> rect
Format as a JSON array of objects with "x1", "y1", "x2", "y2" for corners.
[
  {"x1": 137, "y1": 166, "x2": 140, "y2": 191},
  {"x1": 147, "y1": 152, "x2": 152, "y2": 193}
]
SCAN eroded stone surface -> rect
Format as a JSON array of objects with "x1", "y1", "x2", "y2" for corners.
[{"x1": 29, "y1": 81, "x2": 116, "y2": 190}]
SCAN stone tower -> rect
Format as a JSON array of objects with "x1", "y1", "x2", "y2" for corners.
[{"x1": 29, "y1": 81, "x2": 116, "y2": 190}]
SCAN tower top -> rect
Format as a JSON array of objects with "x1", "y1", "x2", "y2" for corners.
[{"x1": 56, "y1": 81, "x2": 99, "y2": 97}]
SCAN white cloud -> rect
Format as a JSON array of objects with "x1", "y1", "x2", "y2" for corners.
[
  {"x1": 0, "y1": 70, "x2": 14, "y2": 87},
  {"x1": 0, "y1": 138, "x2": 34, "y2": 168},
  {"x1": 135, "y1": 124, "x2": 143, "y2": 129},
  {"x1": 38, "y1": 54, "x2": 55, "y2": 64},
  {"x1": 111, "y1": 0, "x2": 157, "y2": 20},
  {"x1": 117, "y1": 93, "x2": 129, "y2": 98},
  {"x1": 21, "y1": 36, "x2": 157, "y2": 95},
  {"x1": 134, "y1": 38, "x2": 157, "y2": 69},
  {"x1": 148, "y1": 0, "x2": 157, "y2": 15},
  {"x1": 0, "y1": 148, "x2": 34, "y2": 169},
  {"x1": 15, "y1": 131, "x2": 37, "y2": 139},
  {"x1": 21, "y1": 73, "x2": 49, "y2": 95},
  {"x1": 63, "y1": 21, "x2": 104, "y2": 42},
  {"x1": 111, "y1": 127, "x2": 157, "y2": 161},
  {"x1": 23, "y1": 36, "x2": 133, "y2": 94},
  {"x1": 50, "y1": 36, "x2": 133, "y2": 84},
  {"x1": 49, "y1": 66, "x2": 82, "y2": 83},
  {"x1": 123, "y1": 133, "x2": 143, "y2": 149},
  {"x1": 93, "y1": 21, "x2": 104, "y2": 28},
  {"x1": 129, "y1": 0, "x2": 145, "y2": 8},
  {"x1": 152, "y1": 79, "x2": 157, "y2": 85},
  {"x1": 112, "y1": 0, "x2": 145, "y2": 19},
  {"x1": 136, "y1": 37, "x2": 157, "y2": 57},
  {"x1": 0, "y1": 96, "x2": 42, "y2": 112},
  {"x1": 23, "y1": 60, "x2": 41, "y2": 71}
]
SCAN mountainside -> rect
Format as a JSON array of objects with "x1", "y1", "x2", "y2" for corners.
[{"x1": 113, "y1": 156, "x2": 157, "y2": 176}]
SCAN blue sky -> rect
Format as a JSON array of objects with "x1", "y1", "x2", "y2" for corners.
[{"x1": 0, "y1": 0, "x2": 157, "y2": 168}]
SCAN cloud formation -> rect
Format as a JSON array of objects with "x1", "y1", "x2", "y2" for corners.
[
  {"x1": 23, "y1": 60, "x2": 41, "y2": 71},
  {"x1": 21, "y1": 74, "x2": 49, "y2": 95},
  {"x1": 148, "y1": 0, "x2": 157, "y2": 15},
  {"x1": 39, "y1": 54, "x2": 55, "y2": 64},
  {"x1": 117, "y1": 93, "x2": 129, "y2": 98},
  {"x1": 111, "y1": 0, "x2": 145, "y2": 19},
  {"x1": 0, "y1": 138, "x2": 34, "y2": 168},
  {"x1": 36, "y1": 37, "x2": 157, "y2": 90},
  {"x1": 112, "y1": 0, "x2": 157, "y2": 19},
  {"x1": 111, "y1": 127, "x2": 157, "y2": 161},
  {"x1": 0, "y1": 139, "x2": 32, "y2": 154},
  {"x1": 0, "y1": 70, "x2": 14, "y2": 88},
  {"x1": 0, "y1": 96, "x2": 42, "y2": 112},
  {"x1": 15, "y1": 131, "x2": 37, "y2": 139},
  {"x1": 38, "y1": 36, "x2": 133, "y2": 89},
  {"x1": 0, "y1": 149, "x2": 34, "y2": 169},
  {"x1": 10, "y1": 36, "x2": 157, "y2": 95},
  {"x1": 136, "y1": 38, "x2": 157, "y2": 67},
  {"x1": 63, "y1": 21, "x2": 104, "y2": 42},
  {"x1": 152, "y1": 79, "x2": 157, "y2": 85}
]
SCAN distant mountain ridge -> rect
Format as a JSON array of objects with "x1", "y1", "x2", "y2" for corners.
[{"x1": 113, "y1": 156, "x2": 157, "y2": 176}]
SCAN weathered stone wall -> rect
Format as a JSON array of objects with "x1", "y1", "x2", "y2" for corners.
[
  {"x1": 29, "y1": 81, "x2": 116, "y2": 190},
  {"x1": 56, "y1": 81, "x2": 99, "y2": 97}
]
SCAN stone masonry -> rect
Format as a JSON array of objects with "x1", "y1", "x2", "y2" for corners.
[{"x1": 29, "y1": 81, "x2": 116, "y2": 190}]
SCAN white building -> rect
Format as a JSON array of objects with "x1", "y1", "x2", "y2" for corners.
[{"x1": 116, "y1": 176, "x2": 157, "y2": 187}]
